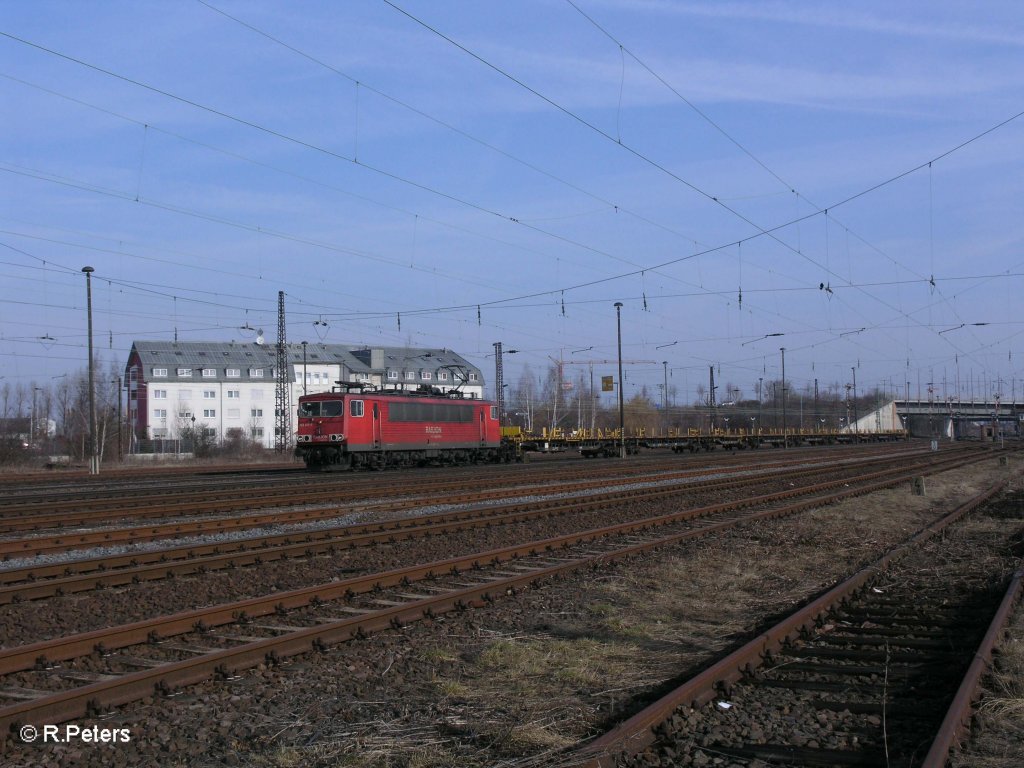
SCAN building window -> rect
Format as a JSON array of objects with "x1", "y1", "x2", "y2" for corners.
[
  {"x1": 203, "y1": 427, "x2": 217, "y2": 438},
  {"x1": 204, "y1": 409, "x2": 216, "y2": 418},
  {"x1": 152, "y1": 368, "x2": 167, "y2": 377},
  {"x1": 359, "y1": 373, "x2": 370, "y2": 382},
  {"x1": 251, "y1": 408, "x2": 263, "y2": 418},
  {"x1": 387, "y1": 370, "x2": 398, "y2": 380},
  {"x1": 152, "y1": 428, "x2": 168, "y2": 438},
  {"x1": 227, "y1": 408, "x2": 240, "y2": 419},
  {"x1": 406, "y1": 371, "x2": 416, "y2": 380},
  {"x1": 251, "y1": 427, "x2": 264, "y2": 438},
  {"x1": 152, "y1": 389, "x2": 168, "y2": 399},
  {"x1": 153, "y1": 409, "x2": 167, "y2": 419},
  {"x1": 179, "y1": 410, "x2": 192, "y2": 419},
  {"x1": 227, "y1": 390, "x2": 240, "y2": 399},
  {"x1": 422, "y1": 372, "x2": 432, "y2": 380},
  {"x1": 177, "y1": 368, "x2": 192, "y2": 377},
  {"x1": 469, "y1": 373, "x2": 478, "y2": 381},
  {"x1": 350, "y1": 400, "x2": 364, "y2": 417},
  {"x1": 202, "y1": 368, "x2": 216, "y2": 378},
  {"x1": 438, "y1": 371, "x2": 448, "y2": 381},
  {"x1": 203, "y1": 390, "x2": 216, "y2": 399},
  {"x1": 226, "y1": 368, "x2": 241, "y2": 378},
  {"x1": 249, "y1": 368, "x2": 264, "y2": 378}
]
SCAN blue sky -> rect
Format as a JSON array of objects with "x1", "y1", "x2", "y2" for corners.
[{"x1": 2, "y1": 1, "x2": 1023, "y2": 407}]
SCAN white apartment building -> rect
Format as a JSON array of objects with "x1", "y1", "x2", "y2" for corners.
[{"x1": 125, "y1": 340, "x2": 485, "y2": 449}]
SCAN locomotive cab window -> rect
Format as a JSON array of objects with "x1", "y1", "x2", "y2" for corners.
[
  {"x1": 322, "y1": 400, "x2": 344, "y2": 417},
  {"x1": 490, "y1": 406, "x2": 498, "y2": 420},
  {"x1": 298, "y1": 400, "x2": 344, "y2": 418},
  {"x1": 350, "y1": 400, "x2": 365, "y2": 417}
]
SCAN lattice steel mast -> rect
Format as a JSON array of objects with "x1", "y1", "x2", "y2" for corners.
[
  {"x1": 275, "y1": 290, "x2": 291, "y2": 453},
  {"x1": 492, "y1": 341, "x2": 504, "y2": 426}
]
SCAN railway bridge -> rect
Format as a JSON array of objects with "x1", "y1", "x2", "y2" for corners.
[{"x1": 847, "y1": 399, "x2": 1022, "y2": 440}]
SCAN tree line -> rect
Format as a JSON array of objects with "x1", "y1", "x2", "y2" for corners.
[
  {"x1": 504, "y1": 363, "x2": 890, "y2": 435},
  {"x1": 0, "y1": 359, "x2": 124, "y2": 465}
]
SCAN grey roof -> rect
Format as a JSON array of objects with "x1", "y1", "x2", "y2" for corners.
[
  {"x1": 127, "y1": 341, "x2": 482, "y2": 383},
  {"x1": 131, "y1": 341, "x2": 278, "y2": 369}
]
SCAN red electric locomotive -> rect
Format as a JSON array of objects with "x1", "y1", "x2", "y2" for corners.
[{"x1": 294, "y1": 384, "x2": 515, "y2": 470}]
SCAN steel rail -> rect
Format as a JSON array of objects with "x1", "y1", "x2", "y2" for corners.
[
  {"x1": 0, "y1": 446, "x2": 944, "y2": 560},
  {"x1": 0, "y1": 444, "x2": 929, "y2": 532},
  {"x1": 920, "y1": 567, "x2": 1024, "y2": 767},
  {"x1": 0, "y1": 460, "x2": 946, "y2": 673},
  {"x1": 572, "y1": 469, "x2": 1021, "y2": 767},
  {"x1": 0, "y1": 451, "x2": 973, "y2": 602},
  {"x1": 0, "y1": 454, "x2": 993, "y2": 739}
]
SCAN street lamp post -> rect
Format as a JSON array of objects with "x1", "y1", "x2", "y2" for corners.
[
  {"x1": 82, "y1": 266, "x2": 99, "y2": 474},
  {"x1": 662, "y1": 361, "x2": 668, "y2": 433},
  {"x1": 758, "y1": 376, "x2": 763, "y2": 429},
  {"x1": 780, "y1": 347, "x2": 787, "y2": 448},
  {"x1": 614, "y1": 302, "x2": 625, "y2": 458},
  {"x1": 851, "y1": 366, "x2": 858, "y2": 432}
]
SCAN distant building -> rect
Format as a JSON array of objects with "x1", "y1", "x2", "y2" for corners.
[
  {"x1": 0, "y1": 417, "x2": 57, "y2": 444},
  {"x1": 124, "y1": 341, "x2": 484, "y2": 449}
]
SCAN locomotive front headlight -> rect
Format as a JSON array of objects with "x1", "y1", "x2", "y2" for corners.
[{"x1": 330, "y1": 433, "x2": 345, "y2": 442}]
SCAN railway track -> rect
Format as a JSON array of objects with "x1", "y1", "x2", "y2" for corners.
[
  {"x1": 574, "y1": 473, "x2": 1023, "y2": 768},
  {"x1": 0, "y1": 445, "x2": 925, "y2": 534},
  {"x1": 0, "y1": 450, "x2": 999, "y2": 744},
  {"x1": 0, "y1": 449, "x2": 979, "y2": 603},
  {"x1": 0, "y1": 447, "x2": 963, "y2": 559}
]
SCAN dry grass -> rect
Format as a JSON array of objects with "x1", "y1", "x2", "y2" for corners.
[
  {"x1": 422, "y1": 458, "x2": 1023, "y2": 766},
  {"x1": 252, "y1": 723, "x2": 469, "y2": 768},
  {"x1": 250, "y1": 457, "x2": 1021, "y2": 768},
  {"x1": 950, "y1": 603, "x2": 1024, "y2": 768}
]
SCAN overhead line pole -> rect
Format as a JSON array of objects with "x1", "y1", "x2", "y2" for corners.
[
  {"x1": 82, "y1": 266, "x2": 99, "y2": 475},
  {"x1": 615, "y1": 302, "x2": 625, "y2": 458}
]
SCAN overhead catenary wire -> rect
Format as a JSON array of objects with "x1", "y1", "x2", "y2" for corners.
[
  {"x1": 2, "y1": 12, "x2": 1022, "y2": 394},
  {"x1": 378, "y1": 2, "x2": 1024, "y2": 339},
  {"x1": 3, "y1": 25, "x2": 1019, "y2": 339}
]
